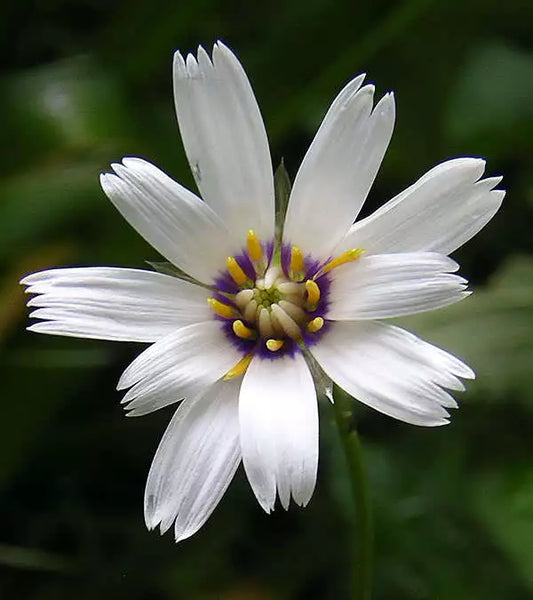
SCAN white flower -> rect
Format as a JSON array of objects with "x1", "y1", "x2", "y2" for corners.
[{"x1": 21, "y1": 42, "x2": 504, "y2": 542}]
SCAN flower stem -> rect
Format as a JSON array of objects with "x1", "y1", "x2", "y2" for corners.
[{"x1": 332, "y1": 388, "x2": 373, "y2": 600}]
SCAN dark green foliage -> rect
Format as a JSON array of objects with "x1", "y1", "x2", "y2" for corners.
[{"x1": 1, "y1": 0, "x2": 532, "y2": 598}]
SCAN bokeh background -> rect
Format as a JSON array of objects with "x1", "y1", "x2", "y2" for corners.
[{"x1": 1, "y1": 0, "x2": 532, "y2": 598}]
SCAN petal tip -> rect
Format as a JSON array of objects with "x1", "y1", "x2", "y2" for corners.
[
  {"x1": 361, "y1": 83, "x2": 375, "y2": 97},
  {"x1": 174, "y1": 527, "x2": 195, "y2": 544},
  {"x1": 213, "y1": 40, "x2": 234, "y2": 60},
  {"x1": 185, "y1": 52, "x2": 199, "y2": 76},
  {"x1": 19, "y1": 273, "x2": 33, "y2": 286},
  {"x1": 122, "y1": 156, "x2": 143, "y2": 169},
  {"x1": 196, "y1": 45, "x2": 212, "y2": 70},
  {"x1": 116, "y1": 375, "x2": 130, "y2": 391},
  {"x1": 173, "y1": 50, "x2": 186, "y2": 74},
  {"x1": 492, "y1": 189, "x2": 506, "y2": 203}
]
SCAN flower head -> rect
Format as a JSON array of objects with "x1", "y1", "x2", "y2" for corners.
[{"x1": 21, "y1": 42, "x2": 504, "y2": 541}]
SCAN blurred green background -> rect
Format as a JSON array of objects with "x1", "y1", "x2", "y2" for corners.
[{"x1": 1, "y1": 0, "x2": 532, "y2": 598}]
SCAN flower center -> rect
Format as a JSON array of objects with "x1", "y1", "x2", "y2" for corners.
[
  {"x1": 207, "y1": 229, "x2": 363, "y2": 378},
  {"x1": 233, "y1": 265, "x2": 324, "y2": 343}
]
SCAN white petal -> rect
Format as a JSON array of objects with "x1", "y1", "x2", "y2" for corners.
[
  {"x1": 118, "y1": 321, "x2": 243, "y2": 416},
  {"x1": 100, "y1": 157, "x2": 235, "y2": 284},
  {"x1": 327, "y1": 252, "x2": 469, "y2": 320},
  {"x1": 173, "y1": 43, "x2": 275, "y2": 243},
  {"x1": 21, "y1": 267, "x2": 210, "y2": 342},
  {"x1": 283, "y1": 76, "x2": 395, "y2": 260},
  {"x1": 337, "y1": 158, "x2": 505, "y2": 256},
  {"x1": 144, "y1": 378, "x2": 241, "y2": 542},
  {"x1": 312, "y1": 321, "x2": 474, "y2": 427},
  {"x1": 239, "y1": 352, "x2": 318, "y2": 512}
]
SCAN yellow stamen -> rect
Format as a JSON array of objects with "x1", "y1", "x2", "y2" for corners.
[
  {"x1": 305, "y1": 279, "x2": 321, "y2": 309},
  {"x1": 232, "y1": 319, "x2": 256, "y2": 340},
  {"x1": 207, "y1": 298, "x2": 234, "y2": 319},
  {"x1": 266, "y1": 338, "x2": 284, "y2": 352},
  {"x1": 223, "y1": 353, "x2": 253, "y2": 380},
  {"x1": 321, "y1": 248, "x2": 365, "y2": 274},
  {"x1": 289, "y1": 245, "x2": 305, "y2": 281},
  {"x1": 246, "y1": 229, "x2": 263, "y2": 261},
  {"x1": 227, "y1": 256, "x2": 248, "y2": 286},
  {"x1": 307, "y1": 316, "x2": 324, "y2": 333}
]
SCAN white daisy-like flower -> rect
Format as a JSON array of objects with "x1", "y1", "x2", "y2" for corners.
[{"x1": 21, "y1": 42, "x2": 504, "y2": 542}]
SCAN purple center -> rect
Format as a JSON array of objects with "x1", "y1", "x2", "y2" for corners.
[{"x1": 210, "y1": 240, "x2": 332, "y2": 362}]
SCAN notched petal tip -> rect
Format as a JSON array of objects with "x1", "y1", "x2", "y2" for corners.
[
  {"x1": 259, "y1": 502, "x2": 274, "y2": 515},
  {"x1": 19, "y1": 273, "x2": 36, "y2": 287},
  {"x1": 212, "y1": 40, "x2": 238, "y2": 65},
  {"x1": 173, "y1": 50, "x2": 186, "y2": 74},
  {"x1": 491, "y1": 188, "x2": 506, "y2": 203},
  {"x1": 100, "y1": 172, "x2": 120, "y2": 196},
  {"x1": 196, "y1": 45, "x2": 213, "y2": 71},
  {"x1": 373, "y1": 91, "x2": 396, "y2": 118},
  {"x1": 479, "y1": 175, "x2": 504, "y2": 190},
  {"x1": 174, "y1": 529, "x2": 194, "y2": 544},
  {"x1": 438, "y1": 156, "x2": 486, "y2": 179},
  {"x1": 26, "y1": 323, "x2": 48, "y2": 334},
  {"x1": 185, "y1": 52, "x2": 200, "y2": 77},
  {"x1": 467, "y1": 157, "x2": 487, "y2": 176},
  {"x1": 429, "y1": 418, "x2": 451, "y2": 427},
  {"x1": 358, "y1": 83, "x2": 375, "y2": 101},
  {"x1": 143, "y1": 495, "x2": 162, "y2": 531},
  {"x1": 293, "y1": 492, "x2": 313, "y2": 509},
  {"x1": 124, "y1": 410, "x2": 142, "y2": 418},
  {"x1": 121, "y1": 156, "x2": 147, "y2": 169},
  {"x1": 214, "y1": 39, "x2": 229, "y2": 51},
  {"x1": 464, "y1": 366, "x2": 476, "y2": 380},
  {"x1": 452, "y1": 359, "x2": 475, "y2": 381},
  {"x1": 116, "y1": 372, "x2": 131, "y2": 391},
  {"x1": 346, "y1": 72, "x2": 366, "y2": 88},
  {"x1": 439, "y1": 254, "x2": 460, "y2": 272},
  {"x1": 109, "y1": 160, "x2": 124, "y2": 172}
]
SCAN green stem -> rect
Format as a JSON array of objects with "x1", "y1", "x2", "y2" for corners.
[{"x1": 332, "y1": 388, "x2": 373, "y2": 600}]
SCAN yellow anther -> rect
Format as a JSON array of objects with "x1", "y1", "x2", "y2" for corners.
[
  {"x1": 247, "y1": 230, "x2": 263, "y2": 261},
  {"x1": 223, "y1": 353, "x2": 253, "y2": 380},
  {"x1": 227, "y1": 256, "x2": 248, "y2": 286},
  {"x1": 232, "y1": 319, "x2": 256, "y2": 340},
  {"x1": 290, "y1": 245, "x2": 304, "y2": 272},
  {"x1": 305, "y1": 279, "x2": 321, "y2": 309},
  {"x1": 307, "y1": 316, "x2": 325, "y2": 333},
  {"x1": 321, "y1": 248, "x2": 365, "y2": 274},
  {"x1": 266, "y1": 338, "x2": 284, "y2": 352},
  {"x1": 207, "y1": 298, "x2": 235, "y2": 319},
  {"x1": 289, "y1": 245, "x2": 305, "y2": 281}
]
